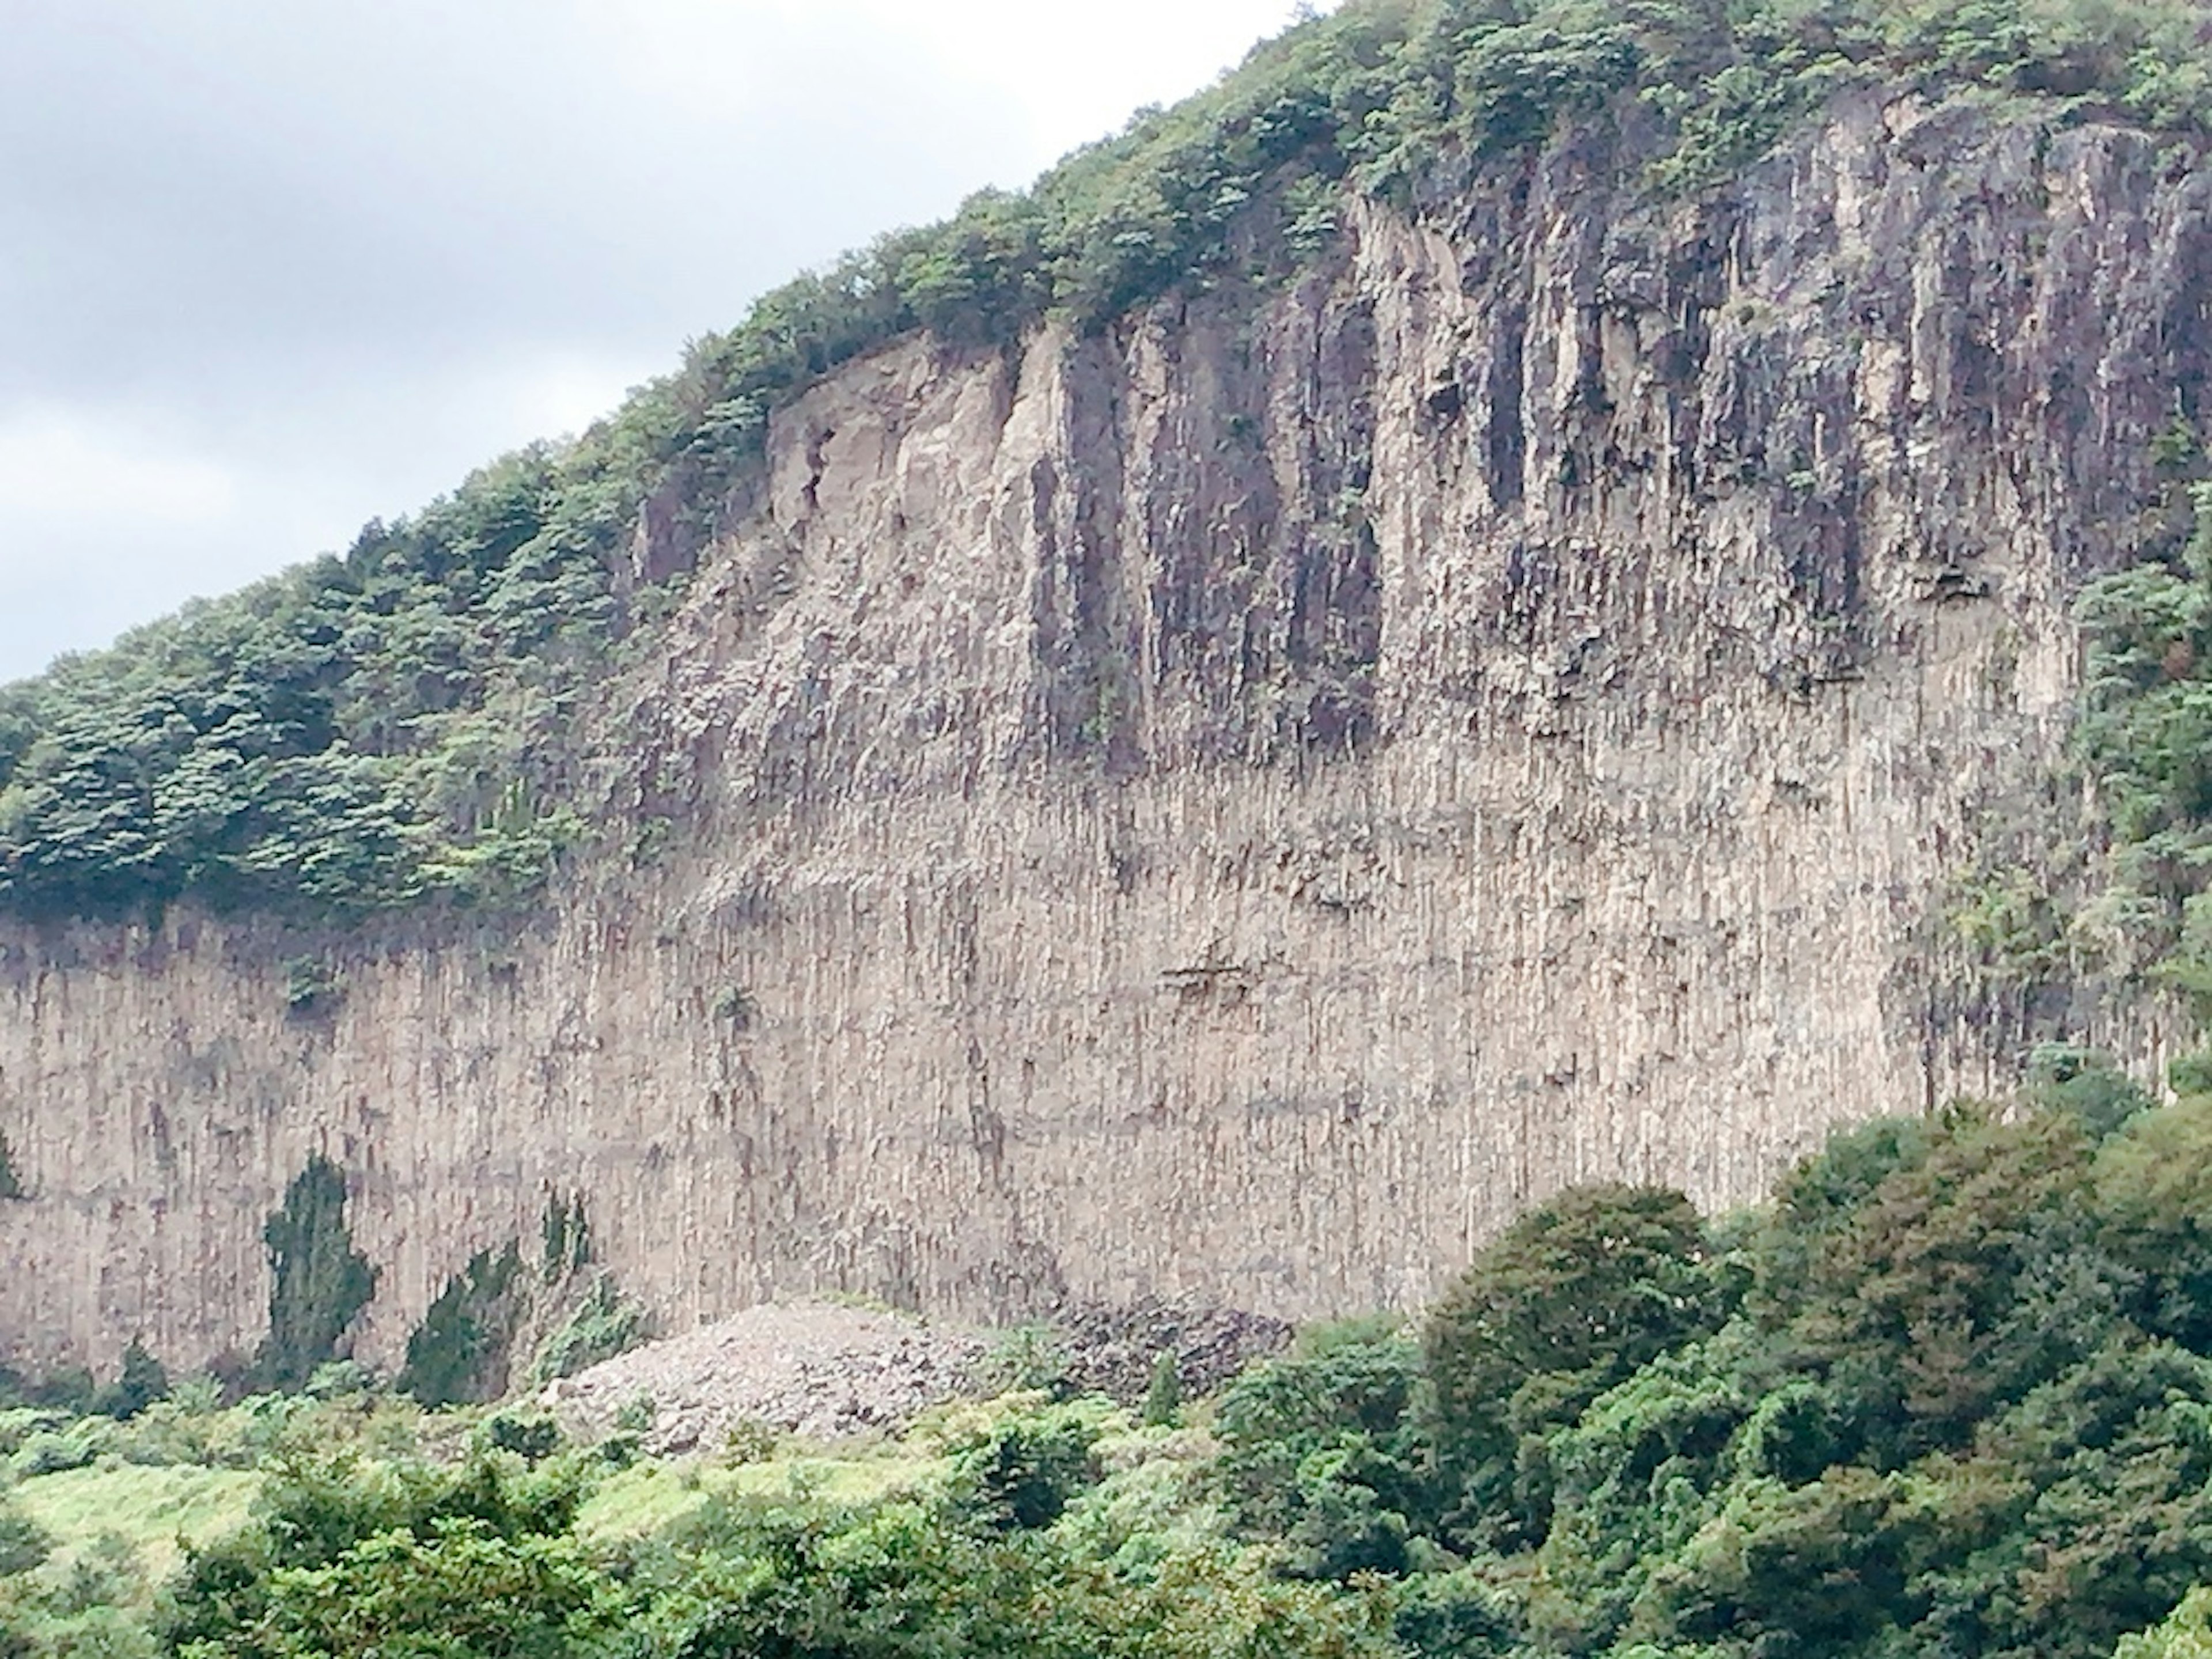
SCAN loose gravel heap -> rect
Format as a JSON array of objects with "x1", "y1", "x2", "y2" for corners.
[
  {"x1": 542, "y1": 1300, "x2": 987, "y2": 1454},
  {"x1": 541, "y1": 1296, "x2": 1298, "y2": 1456},
  {"x1": 1054, "y1": 1300, "x2": 1294, "y2": 1402}
]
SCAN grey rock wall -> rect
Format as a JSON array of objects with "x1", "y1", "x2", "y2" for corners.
[{"x1": 2, "y1": 92, "x2": 2206, "y2": 1374}]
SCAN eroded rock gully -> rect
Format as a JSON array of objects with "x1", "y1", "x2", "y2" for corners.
[{"x1": 5, "y1": 93, "x2": 2207, "y2": 1373}]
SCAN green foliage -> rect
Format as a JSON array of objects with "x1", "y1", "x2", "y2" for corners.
[
  {"x1": 525, "y1": 1275, "x2": 650, "y2": 1388},
  {"x1": 718, "y1": 1420, "x2": 782, "y2": 1467},
  {"x1": 89, "y1": 1343, "x2": 168, "y2": 1425},
  {"x1": 1949, "y1": 863, "x2": 2074, "y2": 982},
  {"x1": 13, "y1": 1430, "x2": 98, "y2": 1480},
  {"x1": 0, "y1": 444, "x2": 605, "y2": 923},
  {"x1": 1906, "y1": 1337, "x2": 2212, "y2": 1659},
  {"x1": 218, "y1": 1518, "x2": 626, "y2": 1659},
  {"x1": 955, "y1": 1401, "x2": 1106, "y2": 1531},
  {"x1": 397, "y1": 1243, "x2": 525, "y2": 1409},
  {"x1": 1213, "y1": 1324, "x2": 1433, "y2": 1579},
  {"x1": 539, "y1": 1192, "x2": 591, "y2": 1283},
  {"x1": 1141, "y1": 1352, "x2": 1183, "y2": 1427},
  {"x1": 254, "y1": 1158, "x2": 376, "y2": 1395},
  {"x1": 277, "y1": 959, "x2": 334, "y2": 1017},
  {"x1": 479, "y1": 1414, "x2": 563, "y2": 1465},
  {"x1": 8, "y1": 1599, "x2": 161, "y2": 1659},
  {"x1": 0, "y1": 1502, "x2": 51, "y2": 1579},
  {"x1": 643, "y1": 1484, "x2": 1396, "y2": 1659},
  {"x1": 976, "y1": 1323, "x2": 1074, "y2": 1397},
  {"x1": 0, "y1": 1135, "x2": 24, "y2": 1203},
  {"x1": 33, "y1": 1089, "x2": 2212, "y2": 1659},
  {"x1": 164, "y1": 1449, "x2": 600, "y2": 1658},
  {"x1": 1774, "y1": 1103, "x2": 2107, "y2": 1460},
  {"x1": 1425, "y1": 1183, "x2": 1725, "y2": 1543},
  {"x1": 1501, "y1": 1093, "x2": 2212, "y2": 1659},
  {"x1": 2068, "y1": 440, "x2": 2212, "y2": 1004},
  {"x1": 6, "y1": 1, "x2": 2211, "y2": 927},
  {"x1": 2122, "y1": 1588, "x2": 2212, "y2": 1659},
  {"x1": 2025, "y1": 1043, "x2": 2157, "y2": 1135}
]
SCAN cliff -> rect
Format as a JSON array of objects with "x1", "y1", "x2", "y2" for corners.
[{"x1": 3, "y1": 88, "x2": 2207, "y2": 1374}]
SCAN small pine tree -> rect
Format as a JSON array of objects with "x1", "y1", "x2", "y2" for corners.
[
  {"x1": 256, "y1": 1156, "x2": 377, "y2": 1392},
  {"x1": 93, "y1": 1338, "x2": 169, "y2": 1420},
  {"x1": 1142, "y1": 1351, "x2": 1183, "y2": 1426}
]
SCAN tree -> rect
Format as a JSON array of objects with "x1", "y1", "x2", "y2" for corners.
[
  {"x1": 1424, "y1": 1184, "x2": 1724, "y2": 1543},
  {"x1": 256, "y1": 1157, "x2": 376, "y2": 1393},
  {"x1": 1213, "y1": 1323, "x2": 1434, "y2": 1574},
  {"x1": 92, "y1": 1338, "x2": 169, "y2": 1420},
  {"x1": 1782, "y1": 1105, "x2": 2107, "y2": 1462}
]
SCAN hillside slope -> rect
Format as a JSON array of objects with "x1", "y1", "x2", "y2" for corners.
[{"x1": 7, "y1": 2, "x2": 2212, "y2": 1374}]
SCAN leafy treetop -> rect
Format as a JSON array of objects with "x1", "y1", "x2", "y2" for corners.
[{"x1": 8, "y1": 0, "x2": 2211, "y2": 925}]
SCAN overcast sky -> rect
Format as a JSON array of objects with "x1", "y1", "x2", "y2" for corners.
[{"x1": 0, "y1": 0, "x2": 1319, "y2": 683}]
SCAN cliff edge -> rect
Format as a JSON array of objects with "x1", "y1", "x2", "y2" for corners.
[{"x1": 3, "y1": 81, "x2": 2206, "y2": 1374}]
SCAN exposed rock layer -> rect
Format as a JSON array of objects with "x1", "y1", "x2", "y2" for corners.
[{"x1": 4, "y1": 93, "x2": 2207, "y2": 1372}]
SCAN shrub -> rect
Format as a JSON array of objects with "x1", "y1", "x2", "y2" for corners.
[
  {"x1": 957, "y1": 1403, "x2": 1107, "y2": 1531},
  {"x1": 1141, "y1": 1353, "x2": 1183, "y2": 1427},
  {"x1": 526, "y1": 1275, "x2": 650, "y2": 1387},
  {"x1": 90, "y1": 1340, "x2": 169, "y2": 1422},
  {"x1": 12, "y1": 1429, "x2": 97, "y2": 1478},
  {"x1": 0, "y1": 1501, "x2": 51, "y2": 1578},
  {"x1": 255, "y1": 1157, "x2": 376, "y2": 1394},
  {"x1": 399, "y1": 1243, "x2": 525, "y2": 1408},
  {"x1": 480, "y1": 1412, "x2": 563, "y2": 1464}
]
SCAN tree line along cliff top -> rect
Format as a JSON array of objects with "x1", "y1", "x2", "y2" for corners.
[{"x1": 5, "y1": 0, "x2": 2212, "y2": 927}]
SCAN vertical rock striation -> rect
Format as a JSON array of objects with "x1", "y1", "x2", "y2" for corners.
[{"x1": 4, "y1": 93, "x2": 2209, "y2": 1372}]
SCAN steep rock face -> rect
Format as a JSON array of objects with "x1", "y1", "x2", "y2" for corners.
[{"x1": 4, "y1": 92, "x2": 2208, "y2": 1372}]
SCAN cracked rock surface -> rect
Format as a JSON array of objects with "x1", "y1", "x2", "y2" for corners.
[{"x1": 4, "y1": 90, "x2": 2207, "y2": 1374}]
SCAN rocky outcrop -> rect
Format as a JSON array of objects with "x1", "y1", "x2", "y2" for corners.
[{"x1": 3, "y1": 90, "x2": 2208, "y2": 1375}]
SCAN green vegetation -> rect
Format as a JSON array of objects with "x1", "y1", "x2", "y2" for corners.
[
  {"x1": 90, "y1": 1340, "x2": 171, "y2": 1424},
  {"x1": 2072, "y1": 434, "x2": 2212, "y2": 999},
  {"x1": 5, "y1": 0, "x2": 2210, "y2": 925},
  {"x1": 540, "y1": 1191, "x2": 592, "y2": 1283},
  {"x1": 13, "y1": 0, "x2": 2212, "y2": 1647},
  {"x1": 1956, "y1": 424, "x2": 2212, "y2": 1003},
  {"x1": 397, "y1": 1243, "x2": 526, "y2": 1409},
  {"x1": 10, "y1": 1464, "x2": 257, "y2": 1586},
  {"x1": 12, "y1": 1071, "x2": 2212, "y2": 1654},
  {"x1": 527, "y1": 1274, "x2": 653, "y2": 1389},
  {"x1": 254, "y1": 1157, "x2": 375, "y2": 1394},
  {"x1": 391, "y1": 1198, "x2": 652, "y2": 1403},
  {"x1": 0, "y1": 441, "x2": 611, "y2": 924}
]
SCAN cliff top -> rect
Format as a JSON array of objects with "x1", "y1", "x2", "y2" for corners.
[{"x1": 4, "y1": 0, "x2": 2211, "y2": 928}]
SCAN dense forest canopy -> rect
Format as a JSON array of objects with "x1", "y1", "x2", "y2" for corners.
[{"x1": 3, "y1": 0, "x2": 2211, "y2": 924}]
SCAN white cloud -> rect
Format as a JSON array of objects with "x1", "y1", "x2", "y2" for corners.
[
  {"x1": 846, "y1": 0, "x2": 1313, "y2": 145},
  {"x1": 0, "y1": 1, "x2": 1338, "y2": 680},
  {"x1": 0, "y1": 411, "x2": 236, "y2": 539}
]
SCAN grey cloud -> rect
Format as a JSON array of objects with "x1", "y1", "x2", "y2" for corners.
[
  {"x1": 0, "y1": 1, "x2": 1022, "y2": 400},
  {"x1": 0, "y1": 1, "x2": 1293, "y2": 680}
]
